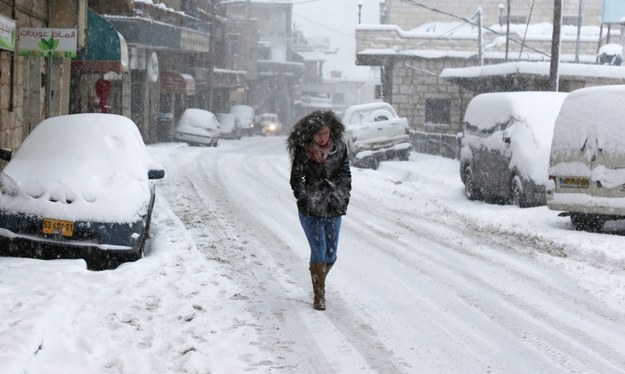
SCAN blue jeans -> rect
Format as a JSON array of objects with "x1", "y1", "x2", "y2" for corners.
[{"x1": 298, "y1": 212, "x2": 342, "y2": 264}]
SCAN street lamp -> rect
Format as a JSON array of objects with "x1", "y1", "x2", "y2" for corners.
[{"x1": 357, "y1": 0, "x2": 363, "y2": 24}]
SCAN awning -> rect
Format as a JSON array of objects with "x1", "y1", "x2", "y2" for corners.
[
  {"x1": 160, "y1": 71, "x2": 196, "y2": 96},
  {"x1": 72, "y1": 9, "x2": 128, "y2": 73}
]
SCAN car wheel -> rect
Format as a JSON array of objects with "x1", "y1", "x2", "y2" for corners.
[
  {"x1": 511, "y1": 175, "x2": 526, "y2": 207},
  {"x1": 570, "y1": 213, "x2": 605, "y2": 232},
  {"x1": 369, "y1": 157, "x2": 380, "y2": 170},
  {"x1": 463, "y1": 166, "x2": 480, "y2": 201},
  {"x1": 398, "y1": 149, "x2": 410, "y2": 161}
]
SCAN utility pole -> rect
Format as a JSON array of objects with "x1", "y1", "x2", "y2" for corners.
[
  {"x1": 575, "y1": 0, "x2": 584, "y2": 63},
  {"x1": 208, "y1": 0, "x2": 218, "y2": 112},
  {"x1": 505, "y1": 0, "x2": 511, "y2": 61},
  {"x1": 477, "y1": 7, "x2": 484, "y2": 65},
  {"x1": 550, "y1": 0, "x2": 562, "y2": 91}
]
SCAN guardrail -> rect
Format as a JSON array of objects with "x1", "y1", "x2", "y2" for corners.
[{"x1": 410, "y1": 131, "x2": 461, "y2": 160}]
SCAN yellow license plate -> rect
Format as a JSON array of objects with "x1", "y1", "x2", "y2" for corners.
[
  {"x1": 558, "y1": 177, "x2": 589, "y2": 188},
  {"x1": 42, "y1": 218, "x2": 75, "y2": 237}
]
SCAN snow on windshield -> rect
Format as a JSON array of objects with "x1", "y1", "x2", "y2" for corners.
[{"x1": 550, "y1": 85, "x2": 625, "y2": 188}]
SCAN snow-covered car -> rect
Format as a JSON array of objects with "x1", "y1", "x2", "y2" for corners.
[
  {"x1": 342, "y1": 102, "x2": 412, "y2": 169},
  {"x1": 460, "y1": 91, "x2": 567, "y2": 207},
  {"x1": 230, "y1": 105, "x2": 256, "y2": 136},
  {"x1": 0, "y1": 113, "x2": 165, "y2": 269},
  {"x1": 547, "y1": 85, "x2": 625, "y2": 231},
  {"x1": 174, "y1": 108, "x2": 220, "y2": 146},
  {"x1": 259, "y1": 113, "x2": 282, "y2": 136},
  {"x1": 216, "y1": 113, "x2": 242, "y2": 139}
]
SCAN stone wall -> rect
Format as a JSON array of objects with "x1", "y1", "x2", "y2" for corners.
[
  {"x1": 386, "y1": 0, "x2": 603, "y2": 31},
  {"x1": 356, "y1": 24, "x2": 606, "y2": 60},
  {"x1": 391, "y1": 57, "x2": 472, "y2": 135}
]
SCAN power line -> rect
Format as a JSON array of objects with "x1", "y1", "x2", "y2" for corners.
[
  {"x1": 293, "y1": 11, "x2": 355, "y2": 39},
  {"x1": 400, "y1": 0, "x2": 549, "y2": 58}
]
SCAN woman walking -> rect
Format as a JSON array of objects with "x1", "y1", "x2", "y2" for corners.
[{"x1": 287, "y1": 110, "x2": 352, "y2": 311}]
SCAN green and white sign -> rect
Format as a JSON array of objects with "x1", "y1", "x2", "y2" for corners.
[
  {"x1": 0, "y1": 14, "x2": 16, "y2": 52},
  {"x1": 18, "y1": 27, "x2": 77, "y2": 58}
]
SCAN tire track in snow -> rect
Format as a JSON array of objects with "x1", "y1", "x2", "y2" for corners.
[
  {"x1": 344, "y1": 183, "x2": 625, "y2": 373},
  {"x1": 154, "y1": 142, "x2": 408, "y2": 373}
]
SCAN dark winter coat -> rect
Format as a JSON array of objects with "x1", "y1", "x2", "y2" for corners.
[{"x1": 290, "y1": 140, "x2": 352, "y2": 218}]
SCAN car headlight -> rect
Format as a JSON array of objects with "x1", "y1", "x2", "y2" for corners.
[
  {"x1": 268, "y1": 124, "x2": 276, "y2": 131},
  {"x1": 0, "y1": 175, "x2": 18, "y2": 197}
]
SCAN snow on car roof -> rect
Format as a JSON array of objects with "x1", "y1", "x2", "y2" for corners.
[
  {"x1": 0, "y1": 113, "x2": 159, "y2": 222},
  {"x1": 551, "y1": 85, "x2": 625, "y2": 155},
  {"x1": 463, "y1": 91, "x2": 567, "y2": 134}
]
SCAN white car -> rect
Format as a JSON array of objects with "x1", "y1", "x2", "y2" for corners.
[
  {"x1": 230, "y1": 105, "x2": 256, "y2": 136},
  {"x1": 342, "y1": 102, "x2": 412, "y2": 169},
  {"x1": 259, "y1": 113, "x2": 282, "y2": 136},
  {"x1": 460, "y1": 91, "x2": 567, "y2": 207},
  {"x1": 216, "y1": 113, "x2": 241, "y2": 139},
  {"x1": 174, "y1": 108, "x2": 220, "y2": 146}
]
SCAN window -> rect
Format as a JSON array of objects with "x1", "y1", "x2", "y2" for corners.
[
  {"x1": 562, "y1": 16, "x2": 580, "y2": 26},
  {"x1": 229, "y1": 34, "x2": 240, "y2": 57},
  {"x1": 375, "y1": 85, "x2": 382, "y2": 99},
  {"x1": 509, "y1": 15, "x2": 527, "y2": 24},
  {"x1": 425, "y1": 98, "x2": 451, "y2": 125},
  {"x1": 332, "y1": 93, "x2": 344, "y2": 105}
]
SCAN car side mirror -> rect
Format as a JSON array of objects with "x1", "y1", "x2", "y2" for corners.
[
  {"x1": 148, "y1": 169, "x2": 165, "y2": 180},
  {"x1": 0, "y1": 148, "x2": 12, "y2": 162}
]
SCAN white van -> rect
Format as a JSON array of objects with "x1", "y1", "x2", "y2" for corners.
[{"x1": 546, "y1": 85, "x2": 625, "y2": 231}]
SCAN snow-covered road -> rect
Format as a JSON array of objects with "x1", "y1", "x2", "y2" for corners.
[{"x1": 2, "y1": 135, "x2": 625, "y2": 373}]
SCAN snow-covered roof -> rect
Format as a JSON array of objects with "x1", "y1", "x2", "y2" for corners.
[
  {"x1": 441, "y1": 61, "x2": 625, "y2": 80},
  {"x1": 357, "y1": 48, "x2": 598, "y2": 64},
  {"x1": 296, "y1": 51, "x2": 328, "y2": 62},
  {"x1": 358, "y1": 22, "x2": 605, "y2": 42}
]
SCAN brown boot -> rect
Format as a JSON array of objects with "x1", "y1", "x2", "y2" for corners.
[
  {"x1": 325, "y1": 262, "x2": 334, "y2": 278},
  {"x1": 309, "y1": 263, "x2": 326, "y2": 310}
]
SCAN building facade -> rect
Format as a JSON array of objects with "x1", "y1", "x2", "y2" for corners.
[
  {"x1": 0, "y1": 0, "x2": 87, "y2": 158},
  {"x1": 357, "y1": 0, "x2": 625, "y2": 135}
]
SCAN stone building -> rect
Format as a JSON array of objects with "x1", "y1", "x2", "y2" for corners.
[
  {"x1": 0, "y1": 0, "x2": 87, "y2": 156},
  {"x1": 357, "y1": 0, "x2": 625, "y2": 135},
  {"x1": 2, "y1": 0, "x2": 303, "y2": 149}
]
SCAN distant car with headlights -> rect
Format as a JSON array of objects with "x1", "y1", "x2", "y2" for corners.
[
  {"x1": 259, "y1": 113, "x2": 282, "y2": 136},
  {"x1": 0, "y1": 113, "x2": 165, "y2": 269},
  {"x1": 230, "y1": 105, "x2": 256, "y2": 136},
  {"x1": 460, "y1": 91, "x2": 567, "y2": 207},
  {"x1": 342, "y1": 102, "x2": 412, "y2": 169},
  {"x1": 175, "y1": 108, "x2": 220, "y2": 146}
]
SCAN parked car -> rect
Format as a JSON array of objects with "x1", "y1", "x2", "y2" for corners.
[
  {"x1": 230, "y1": 105, "x2": 256, "y2": 136},
  {"x1": 0, "y1": 113, "x2": 165, "y2": 269},
  {"x1": 342, "y1": 102, "x2": 412, "y2": 169},
  {"x1": 459, "y1": 91, "x2": 567, "y2": 207},
  {"x1": 259, "y1": 113, "x2": 282, "y2": 136},
  {"x1": 216, "y1": 113, "x2": 242, "y2": 139},
  {"x1": 547, "y1": 85, "x2": 625, "y2": 231},
  {"x1": 174, "y1": 108, "x2": 220, "y2": 146}
]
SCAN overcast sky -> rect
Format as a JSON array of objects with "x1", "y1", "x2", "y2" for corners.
[{"x1": 292, "y1": 0, "x2": 381, "y2": 80}]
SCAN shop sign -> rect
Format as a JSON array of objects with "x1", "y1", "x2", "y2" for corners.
[
  {"x1": 18, "y1": 28, "x2": 77, "y2": 57},
  {"x1": 0, "y1": 14, "x2": 16, "y2": 52}
]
